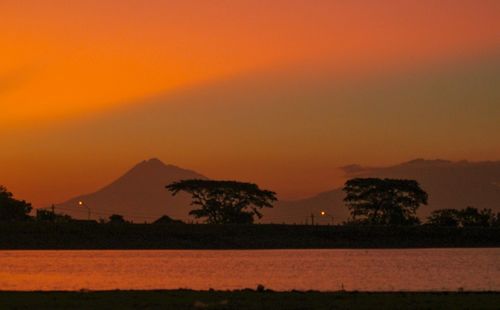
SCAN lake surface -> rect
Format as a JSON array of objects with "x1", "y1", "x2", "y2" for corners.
[{"x1": 0, "y1": 249, "x2": 498, "y2": 291}]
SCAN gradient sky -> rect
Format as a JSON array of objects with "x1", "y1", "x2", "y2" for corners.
[{"x1": 1, "y1": 0, "x2": 500, "y2": 206}]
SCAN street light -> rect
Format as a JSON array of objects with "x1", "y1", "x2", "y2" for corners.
[
  {"x1": 78, "y1": 201, "x2": 91, "y2": 220},
  {"x1": 320, "y1": 210, "x2": 334, "y2": 225}
]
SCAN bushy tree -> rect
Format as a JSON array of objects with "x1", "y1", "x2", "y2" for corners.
[
  {"x1": 108, "y1": 214, "x2": 127, "y2": 224},
  {"x1": 343, "y1": 178, "x2": 428, "y2": 225},
  {"x1": 0, "y1": 186, "x2": 32, "y2": 221},
  {"x1": 166, "y1": 179, "x2": 277, "y2": 224},
  {"x1": 459, "y1": 207, "x2": 493, "y2": 227},
  {"x1": 427, "y1": 209, "x2": 461, "y2": 227},
  {"x1": 427, "y1": 206, "x2": 497, "y2": 227},
  {"x1": 36, "y1": 208, "x2": 72, "y2": 223},
  {"x1": 493, "y1": 212, "x2": 500, "y2": 227}
]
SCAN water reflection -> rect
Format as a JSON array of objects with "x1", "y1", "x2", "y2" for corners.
[{"x1": 0, "y1": 249, "x2": 498, "y2": 291}]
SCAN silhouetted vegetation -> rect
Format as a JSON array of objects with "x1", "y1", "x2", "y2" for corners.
[
  {"x1": 426, "y1": 208, "x2": 460, "y2": 226},
  {"x1": 0, "y1": 186, "x2": 32, "y2": 221},
  {"x1": 166, "y1": 179, "x2": 277, "y2": 224},
  {"x1": 1, "y1": 183, "x2": 499, "y2": 249},
  {"x1": 343, "y1": 178, "x2": 428, "y2": 226},
  {"x1": 0, "y1": 222, "x2": 498, "y2": 249},
  {"x1": 427, "y1": 207, "x2": 499, "y2": 227},
  {"x1": 1, "y1": 290, "x2": 499, "y2": 309},
  {"x1": 108, "y1": 214, "x2": 128, "y2": 224},
  {"x1": 36, "y1": 208, "x2": 72, "y2": 223}
]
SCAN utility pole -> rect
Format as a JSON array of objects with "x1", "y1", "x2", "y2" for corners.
[
  {"x1": 320, "y1": 211, "x2": 334, "y2": 225},
  {"x1": 310, "y1": 213, "x2": 315, "y2": 226},
  {"x1": 78, "y1": 201, "x2": 91, "y2": 221}
]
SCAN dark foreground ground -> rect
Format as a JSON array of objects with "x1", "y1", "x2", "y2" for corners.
[
  {"x1": 1, "y1": 222, "x2": 499, "y2": 249},
  {"x1": 0, "y1": 290, "x2": 499, "y2": 309}
]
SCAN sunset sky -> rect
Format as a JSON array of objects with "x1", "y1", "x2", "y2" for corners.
[{"x1": 1, "y1": 0, "x2": 499, "y2": 207}]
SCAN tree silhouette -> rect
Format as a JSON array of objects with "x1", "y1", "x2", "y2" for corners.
[
  {"x1": 459, "y1": 206, "x2": 493, "y2": 227},
  {"x1": 427, "y1": 208, "x2": 461, "y2": 227},
  {"x1": 427, "y1": 206, "x2": 496, "y2": 227},
  {"x1": 493, "y1": 212, "x2": 500, "y2": 227},
  {"x1": 166, "y1": 179, "x2": 277, "y2": 224},
  {"x1": 36, "y1": 208, "x2": 72, "y2": 223},
  {"x1": 0, "y1": 186, "x2": 32, "y2": 221},
  {"x1": 343, "y1": 178, "x2": 428, "y2": 225},
  {"x1": 108, "y1": 214, "x2": 127, "y2": 224}
]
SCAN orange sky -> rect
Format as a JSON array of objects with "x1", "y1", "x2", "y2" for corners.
[{"x1": 1, "y1": 0, "x2": 500, "y2": 206}]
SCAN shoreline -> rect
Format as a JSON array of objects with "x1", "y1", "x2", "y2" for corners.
[
  {"x1": 2, "y1": 289, "x2": 500, "y2": 293},
  {"x1": 1, "y1": 290, "x2": 499, "y2": 309},
  {"x1": 1, "y1": 223, "x2": 499, "y2": 250}
]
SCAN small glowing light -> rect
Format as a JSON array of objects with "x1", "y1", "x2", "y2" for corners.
[
  {"x1": 320, "y1": 211, "x2": 326, "y2": 216},
  {"x1": 78, "y1": 201, "x2": 83, "y2": 206}
]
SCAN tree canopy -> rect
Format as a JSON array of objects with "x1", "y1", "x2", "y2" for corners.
[
  {"x1": 427, "y1": 207, "x2": 498, "y2": 227},
  {"x1": 0, "y1": 186, "x2": 32, "y2": 221},
  {"x1": 166, "y1": 179, "x2": 277, "y2": 224},
  {"x1": 108, "y1": 214, "x2": 128, "y2": 224},
  {"x1": 426, "y1": 208, "x2": 460, "y2": 227},
  {"x1": 36, "y1": 208, "x2": 72, "y2": 223},
  {"x1": 343, "y1": 178, "x2": 428, "y2": 225}
]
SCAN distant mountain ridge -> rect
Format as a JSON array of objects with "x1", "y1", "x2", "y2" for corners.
[
  {"x1": 268, "y1": 159, "x2": 500, "y2": 224},
  {"x1": 57, "y1": 158, "x2": 207, "y2": 222},
  {"x1": 56, "y1": 158, "x2": 500, "y2": 224}
]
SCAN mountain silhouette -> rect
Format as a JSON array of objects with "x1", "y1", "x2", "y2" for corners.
[
  {"x1": 264, "y1": 190, "x2": 347, "y2": 225},
  {"x1": 57, "y1": 158, "x2": 500, "y2": 224},
  {"x1": 269, "y1": 159, "x2": 500, "y2": 224},
  {"x1": 56, "y1": 158, "x2": 207, "y2": 222}
]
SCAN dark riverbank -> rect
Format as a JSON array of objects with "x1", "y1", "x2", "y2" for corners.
[
  {"x1": 0, "y1": 290, "x2": 499, "y2": 309},
  {"x1": 1, "y1": 222, "x2": 499, "y2": 249}
]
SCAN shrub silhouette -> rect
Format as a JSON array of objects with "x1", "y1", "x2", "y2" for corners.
[
  {"x1": 36, "y1": 208, "x2": 72, "y2": 223},
  {"x1": 0, "y1": 186, "x2": 32, "y2": 221},
  {"x1": 108, "y1": 214, "x2": 127, "y2": 224},
  {"x1": 427, "y1": 206, "x2": 497, "y2": 227}
]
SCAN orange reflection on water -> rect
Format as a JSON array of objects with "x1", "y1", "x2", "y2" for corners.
[{"x1": 0, "y1": 249, "x2": 499, "y2": 291}]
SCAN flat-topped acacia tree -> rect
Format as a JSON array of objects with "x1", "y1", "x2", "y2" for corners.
[
  {"x1": 166, "y1": 179, "x2": 277, "y2": 224},
  {"x1": 343, "y1": 178, "x2": 428, "y2": 225}
]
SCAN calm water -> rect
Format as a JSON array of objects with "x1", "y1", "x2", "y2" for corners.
[{"x1": 0, "y1": 249, "x2": 498, "y2": 291}]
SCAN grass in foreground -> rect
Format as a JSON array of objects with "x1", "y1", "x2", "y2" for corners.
[{"x1": 0, "y1": 290, "x2": 499, "y2": 309}]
